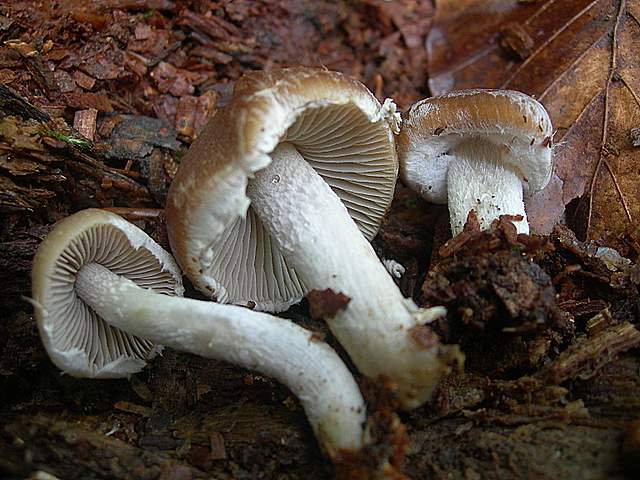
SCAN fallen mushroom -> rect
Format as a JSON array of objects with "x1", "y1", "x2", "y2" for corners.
[
  {"x1": 31, "y1": 209, "x2": 367, "y2": 456},
  {"x1": 397, "y1": 89, "x2": 553, "y2": 235},
  {"x1": 166, "y1": 67, "x2": 461, "y2": 409}
]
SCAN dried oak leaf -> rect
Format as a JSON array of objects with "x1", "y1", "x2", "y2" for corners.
[{"x1": 427, "y1": 0, "x2": 640, "y2": 248}]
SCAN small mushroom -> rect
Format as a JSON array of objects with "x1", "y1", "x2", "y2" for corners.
[
  {"x1": 166, "y1": 67, "x2": 461, "y2": 409},
  {"x1": 397, "y1": 89, "x2": 553, "y2": 235},
  {"x1": 31, "y1": 209, "x2": 366, "y2": 455}
]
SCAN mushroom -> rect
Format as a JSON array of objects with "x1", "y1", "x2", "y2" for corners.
[
  {"x1": 31, "y1": 209, "x2": 367, "y2": 456},
  {"x1": 166, "y1": 67, "x2": 461, "y2": 409},
  {"x1": 31, "y1": 208, "x2": 182, "y2": 378},
  {"x1": 397, "y1": 89, "x2": 553, "y2": 235}
]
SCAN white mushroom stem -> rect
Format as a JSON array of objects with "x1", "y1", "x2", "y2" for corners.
[
  {"x1": 74, "y1": 262, "x2": 366, "y2": 456},
  {"x1": 447, "y1": 140, "x2": 528, "y2": 236},
  {"x1": 247, "y1": 143, "x2": 458, "y2": 409}
]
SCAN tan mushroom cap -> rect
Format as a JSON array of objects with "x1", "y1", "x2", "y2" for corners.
[
  {"x1": 397, "y1": 89, "x2": 553, "y2": 203},
  {"x1": 166, "y1": 67, "x2": 400, "y2": 311},
  {"x1": 32, "y1": 209, "x2": 183, "y2": 378}
]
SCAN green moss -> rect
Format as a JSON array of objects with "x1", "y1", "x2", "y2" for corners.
[{"x1": 40, "y1": 130, "x2": 92, "y2": 151}]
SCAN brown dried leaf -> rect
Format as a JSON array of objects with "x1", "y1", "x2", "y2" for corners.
[{"x1": 427, "y1": 0, "x2": 640, "y2": 245}]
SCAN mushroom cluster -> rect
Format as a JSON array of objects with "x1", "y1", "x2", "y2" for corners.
[{"x1": 31, "y1": 66, "x2": 554, "y2": 474}]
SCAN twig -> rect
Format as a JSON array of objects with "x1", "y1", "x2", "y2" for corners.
[
  {"x1": 111, "y1": 167, "x2": 142, "y2": 179},
  {"x1": 0, "y1": 85, "x2": 50, "y2": 122},
  {"x1": 102, "y1": 207, "x2": 163, "y2": 220}
]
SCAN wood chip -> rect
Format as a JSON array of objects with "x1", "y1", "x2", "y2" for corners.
[
  {"x1": 64, "y1": 92, "x2": 113, "y2": 113},
  {"x1": 307, "y1": 288, "x2": 351, "y2": 320},
  {"x1": 210, "y1": 432, "x2": 226, "y2": 460},
  {"x1": 73, "y1": 108, "x2": 98, "y2": 141},
  {"x1": 53, "y1": 70, "x2": 76, "y2": 93},
  {"x1": 585, "y1": 309, "x2": 613, "y2": 337},
  {"x1": 113, "y1": 401, "x2": 152, "y2": 417},
  {"x1": 73, "y1": 70, "x2": 96, "y2": 91},
  {"x1": 175, "y1": 95, "x2": 199, "y2": 140}
]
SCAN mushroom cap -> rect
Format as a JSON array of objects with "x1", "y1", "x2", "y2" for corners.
[
  {"x1": 32, "y1": 209, "x2": 184, "y2": 378},
  {"x1": 166, "y1": 67, "x2": 400, "y2": 311},
  {"x1": 397, "y1": 89, "x2": 553, "y2": 204}
]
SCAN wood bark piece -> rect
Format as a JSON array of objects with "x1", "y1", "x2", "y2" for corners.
[
  {"x1": 538, "y1": 322, "x2": 640, "y2": 384},
  {"x1": 1, "y1": 416, "x2": 206, "y2": 479}
]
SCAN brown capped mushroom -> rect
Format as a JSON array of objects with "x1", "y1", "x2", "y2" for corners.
[
  {"x1": 167, "y1": 69, "x2": 400, "y2": 311},
  {"x1": 166, "y1": 67, "x2": 461, "y2": 409},
  {"x1": 397, "y1": 89, "x2": 554, "y2": 235}
]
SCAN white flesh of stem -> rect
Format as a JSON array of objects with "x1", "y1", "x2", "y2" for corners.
[
  {"x1": 246, "y1": 142, "x2": 456, "y2": 409},
  {"x1": 447, "y1": 140, "x2": 528, "y2": 236}
]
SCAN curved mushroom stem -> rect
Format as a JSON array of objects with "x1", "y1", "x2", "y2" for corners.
[
  {"x1": 75, "y1": 262, "x2": 366, "y2": 456},
  {"x1": 447, "y1": 140, "x2": 528, "y2": 236},
  {"x1": 247, "y1": 143, "x2": 462, "y2": 409}
]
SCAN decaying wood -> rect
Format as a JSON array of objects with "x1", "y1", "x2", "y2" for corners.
[
  {"x1": 538, "y1": 322, "x2": 640, "y2": 384},
  {"x1": 0, "y1": 1, "x2": 638, "y2": 479}
]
